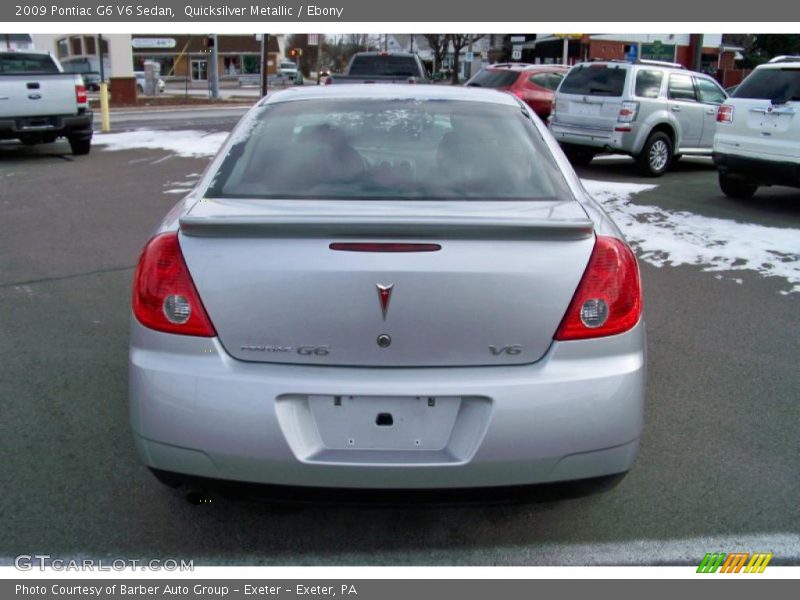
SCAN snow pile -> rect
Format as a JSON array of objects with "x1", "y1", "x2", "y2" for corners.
[
  {"x1": 583, "y1": 179, "x2": 800, "y2": 294},
  {"x1": 94, "y1": 129, "x2": 228, "y2": 158}
]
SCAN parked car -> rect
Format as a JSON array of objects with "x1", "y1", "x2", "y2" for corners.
[
  {"x1": 713, "y1": 56, "x2": 800, "y2": 198},
  {"x1": 134, "y1": 71, "x2": 165, "y2": 95},
  {"x1": 60, "y1": 56, "x2": 106, "y2": 91},
  {"x1": 277, "y1": 60, "x2": 298, "y2": 81},
  {"x1": 549, "y1": 59, "x2": 728, "y2": 176},
  {"x1": 0, "y1": 51, "x2": 93, "y2": 154},
  {"x1": 130, "y1": 85, "x2": 645, "y2": 493},
  {"x1": 325, "y1": 52, "x2": 429, "y2": 84},
  {"x1": 467, "y1": 63, "x2": 569, "y2": 119}
]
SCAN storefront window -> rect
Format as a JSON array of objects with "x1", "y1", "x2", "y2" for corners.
[{"x1": 223, "y1": 56, "x2": 241, "y2": 76}]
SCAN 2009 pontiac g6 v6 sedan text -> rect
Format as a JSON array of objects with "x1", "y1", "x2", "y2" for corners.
[{"x1": 129, "y1": 85, "x2": 645, "y2": 491}]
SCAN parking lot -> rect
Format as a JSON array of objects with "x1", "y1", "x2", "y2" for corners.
[{"x1": 1, "y1": 109, "x2": 798, "y2": 565}]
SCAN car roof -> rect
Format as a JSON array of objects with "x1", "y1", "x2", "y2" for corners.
[
  {"x1": 352, "y1": 51, "x2": 417, "y2": 58},
  {"x1": 264, "y1": 84, "x2": 522, "y2": 106},
  {"x1": 756, "y1": 58, "x2": 800, "y2": 69},
  {"x1": 486, "y1": 63, "x2": 568, "y2": 72}
]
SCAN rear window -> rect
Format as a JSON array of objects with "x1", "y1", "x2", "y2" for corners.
[
  {"x1": 529, "y1": 72, "x2": 564, "y2": 91},
  {"x1": 559, "y1": 65, "x2": 627, "y2": 97},
  {"x1": 467, "y1": 69, "x2": 520, "y2": 88},
  {"x1": 0, "y1": 53, "x2": 59, "y2": 74},
  {"x1": 734, "y1": 68, "x2": 800, "y2": 103},
  {"x1": 348, "y1": 56, "x2": 419, "y2": 77},
  {"x1": 208, "y1": 98, "x2": 571, "y2": 201},
  {"x1": 62, "y1": 60, "x2": 93, "y2": 74}
]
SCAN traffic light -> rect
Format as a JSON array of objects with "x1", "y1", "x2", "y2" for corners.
[{"x1": 289, "y1": 48, "x2": 303, "y2": 58}]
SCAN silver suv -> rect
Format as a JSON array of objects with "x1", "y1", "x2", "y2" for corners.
[{"x1": 549, "y1": 60, "x2": 728, "y2": 176}]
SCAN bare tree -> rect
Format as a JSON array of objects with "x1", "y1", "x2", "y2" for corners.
[
  {"x1": 448, "y1": 34, "x2": 484, "y2": 84},
  {"x1": 423, "y1": 34, "x2": 448, "y2": 76}
]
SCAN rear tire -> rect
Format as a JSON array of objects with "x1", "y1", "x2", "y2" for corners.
[
  {"x1": 719, "y1": 172, "x2": 757, "y2": 199},
  {"x1": 562, "y1": 145, "x2": 596, "y2": 167},
  {"x1": 637, "y1": 131, "x2": 673, "y2": 176},
  {"x1": 68, "y1": 136, "x2": 91, "y2": 156}
]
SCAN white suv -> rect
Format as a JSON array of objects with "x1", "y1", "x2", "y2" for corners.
[{"x1": 713, "y1": 56, "x2": 800, "y2": 198}]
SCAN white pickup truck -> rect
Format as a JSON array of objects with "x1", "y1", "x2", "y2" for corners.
[{"x1": 0, "y1": 50, "x2": 93, "y2": 155}]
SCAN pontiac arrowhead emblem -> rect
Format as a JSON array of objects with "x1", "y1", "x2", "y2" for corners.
[{"x1": 376, "y1": 284, "x2": 394, "y2": 320}]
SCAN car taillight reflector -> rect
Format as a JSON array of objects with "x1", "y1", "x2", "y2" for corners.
[
  {"x1": 132, "y1": 232, "x2": 216, "y2": 337},
  {"x1": 618, "y1": 101, "x2": 639, "y2": 122},
  {"x1": 554, "y1": 236, "x2": 642, "y2": 340},
  {"x1": 717, "y1": 104, "x2": 734, "y2": 123},
  {"x1": 75, "y1": 83, "x2": 87, "y2": 104}
]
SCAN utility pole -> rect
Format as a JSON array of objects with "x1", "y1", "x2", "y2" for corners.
[
  {"x1": 209, "y1": 33, "x2": 219, "y2": 99},
  {"x1": 690, "y1": 33, "x2": 703, "y2": 71},
  {"x1": 260, "y1": 33, "x2": 269, "y2": 98},
  {"x1": 97, "y1": 34, "x2": 110, "y2": 132}
]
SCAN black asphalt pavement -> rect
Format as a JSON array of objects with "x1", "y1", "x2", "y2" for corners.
[{"x1": 1, "y1": 113, "x2": 798, "y2": 565}]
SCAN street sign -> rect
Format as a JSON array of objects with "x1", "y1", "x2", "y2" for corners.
[
  {"x1": 510, "y1": 36, "x2": 526, "y2": 42},
  {"x1": 512, "y1": 50, "x2": 522, "y2": 60},
  {"x1": 641, "y1": 41, "x2": 676, "y2": 61},
  {"x1": 553, "y1": 33, "x2": 583, "y2": 39},
  {"x1": 465, "y1": 51, "x2": 474, "y2": 61},
  {"x1": 131, "y1": 38, "x2": 176, "y2": 49},
  {"x1": 308, "y1": 34, "x2": 319, "y2": 46}
]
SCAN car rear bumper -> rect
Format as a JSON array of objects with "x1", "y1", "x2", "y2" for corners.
[
  {"x1": 129, "y1": 318, "x2": 646, "y2": 489},
  {"x1": 549, "y1": 122, "x2": 637, "y2": 153},
  {"x1": 713, "y1": 152, "x2": 800, "y2": 188},
  {"x1": 0, "y1": 111, "x2": 93, "y2": 140}
]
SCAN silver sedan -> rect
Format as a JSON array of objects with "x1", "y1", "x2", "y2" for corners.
[{"x1": 129, "y1": 85, "x2": 645, "y2": 491}]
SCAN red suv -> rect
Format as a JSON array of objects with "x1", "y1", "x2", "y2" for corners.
[{"x1": 466, "y1": 63, "x2": 569, "y2": 119}]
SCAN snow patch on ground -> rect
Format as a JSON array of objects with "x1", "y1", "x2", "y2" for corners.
[
  {"x1": 583, "y1": 179, "x2": 800, "y2": 295},
  {"x1": 94, "y1": 129, "x2": 228, "y2": 158}
]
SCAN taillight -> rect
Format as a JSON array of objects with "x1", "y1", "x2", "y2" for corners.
[
  {"x1": 75, "y1": 83, "x2": 87, "y2": 104},
  {"x1": 554, "y1": 236, "x2": 642, "y2": 341},
  {"x1": 617, "y1": 101, "x2": 639, "y2": 122},
  {"x1": 717, "y1": 104, "x2": 734, "y2": 124},
  {"x1": 132, "y1": 232, "x2": 216, "y2": 337}
]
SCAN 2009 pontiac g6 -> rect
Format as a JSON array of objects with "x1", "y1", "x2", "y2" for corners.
[{"x1": 129, "y1": 85, "x2": 645, "y2": 492}]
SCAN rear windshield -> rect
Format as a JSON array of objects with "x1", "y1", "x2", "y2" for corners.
[
  {"x1": 560, "y1": 65, "x2": 627, "y2": 97},
  {"x1": 467, "y1": 69, "x2": 520, "y2": 88},
  {"x1": 207, "y1": 98, "x2": 571, "y2": 201},
  {"x1": 62, "y1": 60, "x2": 95, "y2": 74},
  {"x1": 0, "y1": 53, "x2": 59, "y2": 74},
  {"x1": 349, "y1": 56, "x2": 419, "y2": 77},
  {"x1": 734, "y1": 68, "x2": 800, "y2": 103}
]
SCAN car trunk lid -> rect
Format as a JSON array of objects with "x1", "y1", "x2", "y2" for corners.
[{"x1": 178, "y1": 198, "x2": 595, "y2": 367}]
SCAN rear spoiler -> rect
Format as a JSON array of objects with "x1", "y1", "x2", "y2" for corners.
[{"x1": 178, "y1": 215, "x2": 595, "y2": 241}]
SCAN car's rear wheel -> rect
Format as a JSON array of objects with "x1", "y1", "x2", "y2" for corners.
[
  {"x1": 637, "y1": 132, "x2": 672, "y2": 176},
  {"x1": 68, "y1": 136, "x2": 91, "y2": 156},
  {"x1": 562, "y1": 145, "x2": 596, "y2": 167},
  {"x1": 719, "y1": 172, "x2": 758, "y2": 199}
]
